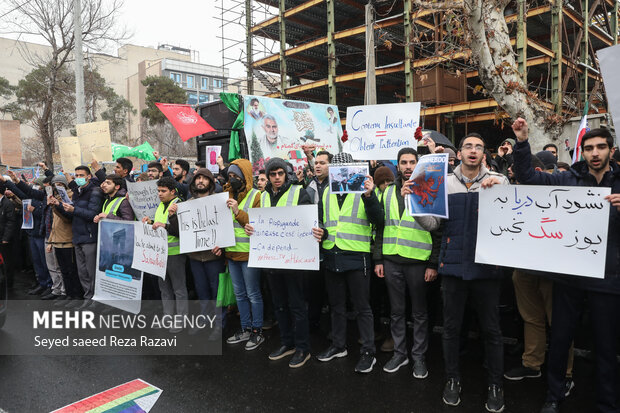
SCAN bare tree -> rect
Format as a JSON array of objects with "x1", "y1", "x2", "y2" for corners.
[
  {"x1": 2, "y1": 0, "x2": 127, "y2": 168},
  {"x1": 412, "y1": 0, "x2": 563, "y2": 151}
]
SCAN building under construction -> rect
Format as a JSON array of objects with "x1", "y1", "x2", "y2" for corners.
[{"x1": 225, "y1": 0, "x2": 618, "y2": 147}]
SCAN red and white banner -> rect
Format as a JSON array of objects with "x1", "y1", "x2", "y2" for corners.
[{"x1": 155, "y1": 103, "x2": 216, "y2": 141}]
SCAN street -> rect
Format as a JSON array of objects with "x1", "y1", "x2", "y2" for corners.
[{"x1": 0, "y1": 272, "x2": 603, "y2": 413}]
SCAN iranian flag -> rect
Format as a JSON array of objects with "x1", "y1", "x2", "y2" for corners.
[
  {"x1": 155, "y1": 103, "x2": 216, "y2": 141},
  {"x1": 572, "y1": 103, "x2": 590, "y2": 164}
]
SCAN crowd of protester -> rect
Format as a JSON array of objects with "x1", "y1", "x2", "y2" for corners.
[{"x1": 0, "y1": 118, "x2": 618, "y2": 413}]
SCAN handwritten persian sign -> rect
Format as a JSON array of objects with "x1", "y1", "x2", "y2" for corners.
[
  {"x1": 131, "y1": 222, "x2": 168, "y2": 279},
  {"x1": 176, "y1": 193, "x2": 235, "y2": 253},
  {"x1": 76, "y1": 120, "x2": 113, "y2": 162},
  {"x1": 127, "y1": 180, "x2": 160, "y2": 221},
  {"x1": 345, "y1": 102, "x2": 421, "y2": 160},
  {"x1": 248, "y1": 205, "x2": 319, "y2": 271},
  {"x1": 58, "y1": 136, "x2": 82, "y2": 172},
  {"x1": 476, "y1": 185, "x2": 610, "y2": 278},
  {"x1": 406, "y1": 153, "x2": 449, "y2": 218}
]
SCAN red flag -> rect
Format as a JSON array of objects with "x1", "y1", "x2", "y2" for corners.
[{"x1": 155, "y1": 103, "x2": 216, "y2": 142}]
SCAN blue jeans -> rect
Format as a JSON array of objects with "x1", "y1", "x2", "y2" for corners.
[
  {"x1": 228, "y1": 259, "x2": 263, "y2": 330},
  {"x1": 29, "y1": 236, "x2": 52, "y2": 288},
  {"x1": 189, "y1": 258, "x2": 226, "y2": 327}
]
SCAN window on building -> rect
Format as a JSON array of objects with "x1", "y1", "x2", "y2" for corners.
[
  {"x1": 213, "y1": 78, "x2": 223, "y2": 88},
  {"x1": 199, "y1": 94, "x2": 209, "y2": 104},
  {"x1": 170, "y1": 72, "x2": 181, "y2": 84},
  {"x1": 201, "y1": 77, "x2": 209, "y2": 90},
  {"x1": 187, "y1": 75, "x2": 194, "y2": 88},
  {"x1": 187, "y1": 93, "x2": 198, "y2": 105}
]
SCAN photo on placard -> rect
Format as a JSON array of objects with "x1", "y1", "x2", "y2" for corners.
[
  {"x1": 328, "y1": 163, "x2": 369, "y2": 194},
  {"x1": 98, "y1": 221, "x2": 141, "y2": 281}
]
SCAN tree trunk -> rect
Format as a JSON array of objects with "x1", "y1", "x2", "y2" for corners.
[{"x1": 464, "y1": 0, "x2": 561, "y2": 152}]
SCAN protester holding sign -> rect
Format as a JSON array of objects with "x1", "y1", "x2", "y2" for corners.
[
  {"x1": 0, "y1": 178, "x2": 17, "y2": 289},
  {"x1": 143, "y1": 176, "x2": 187, "y2": 333},
  {"x1": 373, "y1": 147, "x2": 440, "y2": 378},
  {"x1": 245, "y1": 157, "x2": 314, "y2": 368},
  {"x1": 314, "y1": 152, "x2": 383, "y2": 374},
  {"x1": 46, "y1": 174, "x2": 84, "y2": 307},
  {"x1": 512, "y1": 119, "x2": 620, "y2": 413},
  {"x1": 94, "y1": 174, "x2": 135, "y2": 222},
  {"x1": 409, "y1": 133, "x2": 509, "y2": 412},
  {"x1": 222, "y1": 160, "x2": 264, "y2": 350},
  {"x1": 173, "y1": 169, "x2": 226, "y2": 335}
]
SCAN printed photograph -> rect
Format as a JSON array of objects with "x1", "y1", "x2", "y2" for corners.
[{"x1": 328, "y1": 163, "x2": 369, "y2": 194}]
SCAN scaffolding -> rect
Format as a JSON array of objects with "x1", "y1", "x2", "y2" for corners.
[{"x1": 224, "y1": 0, "x2": 619, "y2": 144}]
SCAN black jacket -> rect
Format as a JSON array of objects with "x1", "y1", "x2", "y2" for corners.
[
  {"x1": 0, "y1": 196, "x2": 17, "y2": 243},
  {"x1": 514, "y1": 140, "x2": 620, "y2": 294},
  {"x1": 58, "y1": 181, "x2": 104, "y2": 245}
]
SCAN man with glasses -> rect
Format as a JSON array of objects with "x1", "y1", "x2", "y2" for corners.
[{"x1": 409, "y1": 133, "x2": 510, "y2": 412}]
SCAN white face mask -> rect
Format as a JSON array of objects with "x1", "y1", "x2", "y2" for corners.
[{"x1": 33, "y1": 185, "x2": 40, "y2": 190}]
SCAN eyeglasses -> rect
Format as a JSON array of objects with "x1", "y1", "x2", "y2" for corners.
[
  {"x1": 461, "y1": 143, "x2": 485, "y2": 152},
  {"x1": 269, "y1": 170, "x2": 285, "y2": 177}
]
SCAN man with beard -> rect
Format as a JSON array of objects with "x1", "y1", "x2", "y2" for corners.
[
  {"x1": 373, "y1": 147, "x2": 440, "y2": 378},
  {"x1": 260, "y1": 115, "x2": 288, "y2": 158},
  {"x1": 409, "y1": 133, "x2": 509, "y2": 412},
  {"x1": 94, "y1": 174, "x2": 135, "y2": 222},
  {"x1": 169, "y1": 169, "x2": 226, "y2": 337},
  {"x1": 511, "y1": 119, "x2": 620, "y2": 413}
]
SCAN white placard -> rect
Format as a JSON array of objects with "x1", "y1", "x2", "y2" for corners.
[
  {"x1": 205, "y1": 146, "x2": 222, "y2": 174},
  {"x1": 127, "y1": 180, "x2": 160, "y2": 221},
  {"x1": 475, "y1": 185, "x2": 610, "y2": 278},
  {"x1": 597, "y1": 44, "x2": 620, "y2": 144},
  {"x1": 131, "y1": 222, "x2": 168, "y2": 279},
  {"x1": 248, "y1": 205, "x2": 320, "y2": 271},
  {"x1": 345, "y1": 102, "x2": 420, "y2": 160},
  {"x1": 176, "y1": 192, "x2": 235, "y2": 253},
  {"x1": 93, "y1": 220, "x2": 143, "y2": 314}
]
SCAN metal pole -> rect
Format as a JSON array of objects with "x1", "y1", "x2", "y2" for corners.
[
  {"x1": 364, "y1": 2, "x2": 376, "y2": 105},
  {"x1": 74, "y1": 0, "x2": 85, "y2": 124}
]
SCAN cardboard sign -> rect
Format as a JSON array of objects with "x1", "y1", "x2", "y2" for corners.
[
  {"x1": 345, "y1": 102, "x2": 421, "y2": 160},
  {"x1": 76, "y1": 121, "x2": 113, "y2": 163},
  {"x1": 176, "y1": 193, "x2": 236, "y2": 253},
  {"x1": 476, "y1": 185, "x2": 610, "y2": 278},
  {"x1": 248, "y1": 205, "x2": 320, "y2": 271},
  {"x1": 58, "y1": 136, "x2": 83, "y2": 172}
]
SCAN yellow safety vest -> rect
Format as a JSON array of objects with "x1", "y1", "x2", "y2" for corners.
[
  {"x1": 102, "y1": 196, "x2": 123, "y2": 216},
  {"x1": 260, "y1": 185, "x2": 302, "y2": 207},
  {"x1": 381, "y1": 184, "x2": 432, "y2": 260},
  {"x1": 227, "y1": 189, "x2": 260, "y2": 253},
  {"x1": 322, "y1": 189, "x2": 372, "y2": 253},
  {"x1": 154, "y1": 197, "x2": 180, "y2": 255}
]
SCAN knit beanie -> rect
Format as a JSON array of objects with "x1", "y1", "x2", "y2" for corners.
[
  {"x1": 535, "y1": 150, "x2": 558, "y2": 170},
  {"x1": 264, "y1": 157, "x2": 289, "y2": 178},
  {"x1": 51, "y1": 174, "x2": 69, "y2": 186},
  {"x1": 227, "y1": 164, "x2": 245, "y2": 184}
]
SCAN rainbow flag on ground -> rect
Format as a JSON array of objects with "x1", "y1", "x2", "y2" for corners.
[{"x1": 51, "y1": 379, "x2": 162, "y2": 413}]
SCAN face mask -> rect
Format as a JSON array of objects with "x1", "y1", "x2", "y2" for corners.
[
  {"x1": 75, "y1": 177, "x2": 87, "y2": 186},
  {"x1": 32, "y1": 185, "x2": 40, "y2": 190},
  {"x1": 229, "y1": 177, "x2": 244, "y2": 191}
]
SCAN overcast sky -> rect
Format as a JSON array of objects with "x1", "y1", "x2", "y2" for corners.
[{"x1": 0, "y1": 0, "x2": 257, "y2": 79}]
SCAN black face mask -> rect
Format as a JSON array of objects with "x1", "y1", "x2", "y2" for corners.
[{"x1": 229, "y1": 177, "x2": 244, "y2": 191}]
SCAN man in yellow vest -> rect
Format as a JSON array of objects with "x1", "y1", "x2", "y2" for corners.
[
  {"x1": 374, "y1": 147, "x2": 440, "y2": 378},
  {"x1": 244, "y1": 157, "x2": 316, "y2": 368},
  {"x1": 93, "y1": 174, "x2": 135, "y2": 223},
  {"x1": 142, "y1": 176, "x2": 187, "y2": 333},
  {"x1": 314, "y1": 152, "x2": 383, "y2": 374}
]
